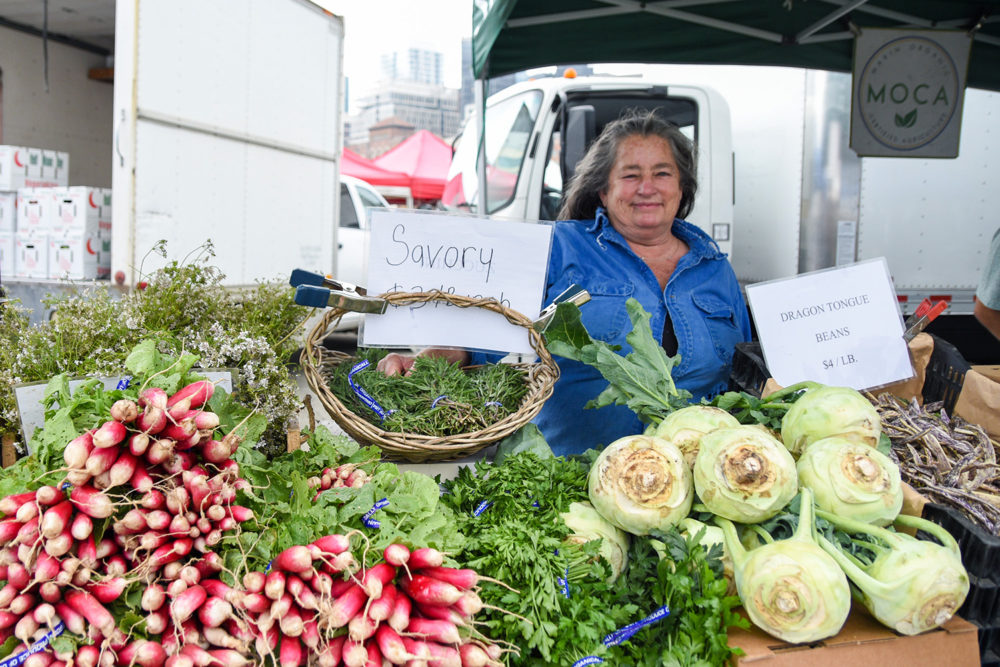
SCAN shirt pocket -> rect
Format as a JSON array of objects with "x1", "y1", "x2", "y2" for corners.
[
  {"x1": 692, "y1": 292, "x2": 744, "y2": 362},
  {"x1": 565, "y1": 272, "x2": 635, "y2": 343}
]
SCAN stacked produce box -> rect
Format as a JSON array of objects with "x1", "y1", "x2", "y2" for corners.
[{"x1": 0, "y1": 144, "x2": 111, "y2": 281}]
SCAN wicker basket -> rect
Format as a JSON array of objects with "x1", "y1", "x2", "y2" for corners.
[{"x1": 300, "y1": 290, "x2": 559, "y2": 462}]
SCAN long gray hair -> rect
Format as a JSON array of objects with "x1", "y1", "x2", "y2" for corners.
[{"x1": 557, "y1": 109, "x2": 698, "y2": 221}]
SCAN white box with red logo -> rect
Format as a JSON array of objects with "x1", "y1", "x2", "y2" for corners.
[
  {"x1": 24, "y1": 148, "x2": 42, "y2": 184},
  {"x1": 35, "y1": 150, "x2": 69, "y2": 188},
  {"x1": 16, "y1": 187, "x2": 57, "y2": 235},
  {"x1": 14, "y1": 232, "x2": 49, "y2": 278},
  {"x1": 0, "y1": 192, "x2": 16, "y2": 233},
  {"x1": 98, "y1": 188, "x2": 112, "y2": 238},
  {"x1": 0, "y1": 146, "x2": 29, "y2": 191},
  {"x1": 52, "y1": 186, "x2": 101, "y2": 237},
  {"x1": 0, "y1": 232, "x2": 13, "y2": 277},
  {"x1": 48, "y1": 232, "x2": 99, "y2": 280}
]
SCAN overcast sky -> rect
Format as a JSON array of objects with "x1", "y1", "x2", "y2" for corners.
[{"x1": 315, "y1": 0, "x2": 473, "y2": 108}]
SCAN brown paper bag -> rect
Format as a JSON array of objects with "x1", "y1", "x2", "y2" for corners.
[{"x1": 954, "y1": 368, "x2": 1000, "y2": 440}]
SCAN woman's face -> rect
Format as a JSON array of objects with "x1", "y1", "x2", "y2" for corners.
[{"x1": 600, "y1": 134, "x2": 683, "y2": 241}]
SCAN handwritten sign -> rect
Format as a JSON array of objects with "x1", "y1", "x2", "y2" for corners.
[
  {"x1": 361, "y1": 209, "x2": 552, "y2": 354},
  {"x1": 746, "y1": 258, "x2": 913, "y2": 390}
]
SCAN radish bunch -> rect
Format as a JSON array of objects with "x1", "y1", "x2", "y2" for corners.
[
  {"x1": 0, "y1": 379, "x2": 259, "y2": 667},
  {"x1": 308, "y1": 464, "x2": 371, "y2": 502},
  {"x1": 236, "y1": 540, "x2": 507, "y2": 667}
]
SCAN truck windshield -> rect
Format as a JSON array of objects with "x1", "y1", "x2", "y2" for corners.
[{"x1": 442, "y1": 89, "x2": 543, "y2": 214}]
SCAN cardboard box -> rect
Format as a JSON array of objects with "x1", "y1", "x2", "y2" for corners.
[
  {"x1": 0, "y1": 192, "x2": 15, "y2": 233},
  {"x1": 52, "y1": 186, "x2": 101, "y2": 237},
  {"x1": 0, "y1": 146, "x2": 29, "y2": 191},
  {"x1": 96, "y1": 237, "x2": 111, "y2": 279},
  {"x1": 0, "y1": 232, "x2": 13, "y2": 277},
  {"x1": 16, "y1": 188, "x2": 55, "y2": 234},
  {"x1": 14, "y1": 232, "x2": 48, "y2": 278},
  {"x1": 48, "y1": 232, "x2": 99, "y2": 280},
  {"x1": 98, "y1": 188, "x2": 112, "y2": 239},
  {"x1": 731, "y1": 605, "x2": 979, "y2": 666}
]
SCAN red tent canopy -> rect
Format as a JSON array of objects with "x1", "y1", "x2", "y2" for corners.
[
  {"x1": 373, "y1": 130, "x2": 452, "y2": 201},
  {"x1": 341, "y1": 148, "x2": 412, "y2": 188}
]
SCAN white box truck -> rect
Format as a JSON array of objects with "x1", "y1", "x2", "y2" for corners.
[
  {"x1": 0, "y1": 0, "x2": 347, "y2": 321},
  {"x1": 442, "y1": 68, "x2": 1000, "y2": 361}
]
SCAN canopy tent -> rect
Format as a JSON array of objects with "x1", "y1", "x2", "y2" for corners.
[
  {"x1": 341, "y1": 148, "x2": 412, "y2": 188},
  {"x1": 372, "y1": 130, "x2": 453, "y2": 201},
  {"x1": 472, "y1": 0, "x2": 1000, "y2": 92}
]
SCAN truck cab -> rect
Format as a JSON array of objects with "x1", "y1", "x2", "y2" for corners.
[{"x1": 441, "y1": 75, "x2": 736, "y2": 256}]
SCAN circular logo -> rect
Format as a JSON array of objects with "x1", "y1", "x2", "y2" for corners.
[{"x1": 857, "y1": 36, "x2": 959, "y2": 150}]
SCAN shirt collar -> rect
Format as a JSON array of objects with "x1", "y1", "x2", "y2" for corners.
[{"x1": 585, "y1": 207, "x2": 724, "y2": 260}]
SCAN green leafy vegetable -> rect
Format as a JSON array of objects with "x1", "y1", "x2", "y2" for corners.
[{"x1": 544, "y1": 299, "x2": 691, "y2": 425}]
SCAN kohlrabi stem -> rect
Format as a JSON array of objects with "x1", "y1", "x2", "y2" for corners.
[
  {"x1": 749, "y1": 524, "x2": 775, "y2": 545},
  {"x1": 893, "y1": 514, "x2": 961, "y2": 554},
  {"x1": 763, "y1": 381, "x2": 822, "y2": 403}
]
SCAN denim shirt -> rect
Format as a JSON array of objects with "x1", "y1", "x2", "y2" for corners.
[{"x1": 478, "y1": 208, "x2": 751, "y2": 456}]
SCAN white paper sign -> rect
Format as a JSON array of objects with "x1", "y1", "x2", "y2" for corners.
[
  {"x1": 851, "y1": 29, "x2": 972, "y2": 157},
  {"x1": 746, "y1": 259, "x2": 913, "y2": 390},
  {"x1": 362, "y1": 209, "x2": 552, "y2": 354}
]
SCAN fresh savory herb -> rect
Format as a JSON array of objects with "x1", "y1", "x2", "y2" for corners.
[
  {"x1": 544, "y1": 298, "x2": 692, "y2": 425},
  {"x1": 326, "y1": 347, "x2": 528, "y2": 435}
]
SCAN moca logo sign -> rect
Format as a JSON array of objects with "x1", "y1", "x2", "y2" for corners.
[{"x1": 850, "y1": 29, "x2": 971, "y2": 158}]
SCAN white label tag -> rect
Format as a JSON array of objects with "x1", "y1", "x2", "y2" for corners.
[
  {"x1": 746, "y1": 258, "x2": 914, "y2": 390},
  {"x1": 362, "y1": 209, "x2": 552, "y2": 354}
]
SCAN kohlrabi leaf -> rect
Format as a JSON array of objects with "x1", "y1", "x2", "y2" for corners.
[{"x1": 544, "y1": 298, "x2": 691, "y2": 424}]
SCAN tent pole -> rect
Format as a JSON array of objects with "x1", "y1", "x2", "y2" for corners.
[{"x1": 475, "y1": 77, "x2": 488, "y2": 215}]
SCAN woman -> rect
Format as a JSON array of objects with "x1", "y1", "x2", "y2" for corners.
[{"x1": 380, "y1": 110, "x2": 751, "y2": 455}]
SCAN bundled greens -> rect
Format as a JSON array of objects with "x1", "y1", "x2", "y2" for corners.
[{"x1": 326, "y1": 347, "x2": 528, "y2": 435}]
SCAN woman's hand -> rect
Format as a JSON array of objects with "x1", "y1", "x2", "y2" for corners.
[
  {"x1": 376, "y1": 352, "x2": 417, "y2": 376},
  {"x1": 376, "y1": 348, "x2": 471, "y2": 376}
]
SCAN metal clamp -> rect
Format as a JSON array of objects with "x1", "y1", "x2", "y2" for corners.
[{"x1": 532, "y1": 284, "x2": 591, "y2": 332}]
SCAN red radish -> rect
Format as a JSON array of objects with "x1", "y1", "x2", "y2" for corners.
[
  {"x1": 169, "y1": 584, "x2": 206, "y2": 623},
  {"x1": 168, "y1": 381, "x2": 215, "y2": 412},
  {"x1": 145, "y1": 438, "x2": 174, "y2": 465},
  {"x1": 243, "y1": 571, "x2": 266, "y2": 594},
  {"x1": 206, "y1": 650, "x2": 249, "y2": 667},
  {"x1": 130, "y1": 464, "x2": 155, "y2": 494},
  {"x1": 384, "y1": 543, "x2": 411, "y2": 568},
  {"x1": 14, "y1": 500, "x2": 38, "y2": 524},
  {"x1": 364, "y1": 642, "x2": 383, "y2": 667},
  {"x1": 33, "y1": 602, "x2": 57, "y2": 626},
  {"x1": 400, "y1": 638, "x2": 431, "y2": 664},
  {"x1": 240, "y1": 593, "x2": 269, "y2": 614},
  {"x1": 270, "y1": 593, "x2": 293, "y2": 618},
  {"x1": 108, "y1": 451, "x2": 139, "y2": 487},
  {"x1": 70, "y1": 512, "x2": 93, "y2": 541},
  {"x1": 40, "y1": 499, "x2": 74, "y2": 539},
  {"x1": 300, "y1": 619, "x2": 320, "y2": 650},
  {"x1": 165, "y1": 656, "x2": 193, "y2": 667},
  {"x1": 425, "y1": 642, "x2": 462, "y2": 667},
  {"x1": 110, "y1": 399, "x2": 140, "y2": 423},
  {"x1": 146, "y1": 509, "x2": 172, "y2": 531},
  {"x1": 276, "y1": 636, "x2": 303, "y2": 667},
  {"x1": 70, "y1": 485, "x2": 113, "y2": 519},
  {"x1": 347, "y1": 613, "x2": 378, "y2": 642},
  {"x1": 414, "y1": 566, "x2": 494, "y2": 592},
  {"x1": 129, "y1": 432, "x2": 151, "y2": 456},
  {"x1": 320, "y1": 636, "x2": 346, "y2": 667},
  {"x1": 457, "y1": 643, "x2": 493, "y2": 667},
  {"x1": 53, "y1": 602, "x2": 85, "y2": 636},
  {"x1": 201, "y1": 626, "x2": 242, "y2": 650},
  {"x1": 179, "y1": 645, "x2": 215, "y2": 667},
  {"x1": 197, "y1": 596, "x2": 232, "y2": 628},
  {"x1": 66, "y1": 590, "x2": 116, "y2": 637},
  {"x1": 227, "y1": 506, "x2": 254, "y2": 523},
  {"x1": 408, "y1": 547, "x2": 445, "y2": 570},
  {"x1": 105, "y1": 553, "x2": 128, "y2": 577},
  {"x1": 329, "y1": 583, "x2": 367, "y2": 628},
  {"x1": 10, "y1": 592, "x2": 36, "y2": 615},
  {"x1": 416, "y1": 601, "x2": 468, "y2": 627},
  {"x1": 200, "y1": 439, "x2": 231, "y2": 464},
  {"x1": 196, "y1": 552, "x2": 224, "y2": 578},
  {"x1": 162, "y1": 420, "x2": 197, "y2": 443},
  {"x1": 375, "y1": 624, "x2": 409, "y2": 665},
  {"x1": 165, "y1": 487, "x2": 190, "y2": 515},
  {"x1": 141, "y1": 489, "x2": 166, "y2": 510},
  {"x1": 137, "y1": 408, "x2": 167, "y2": 435},
  {"x1": 273, "y1": 545, "x2": 313, "y2": 574},
  {"x1": 360, "y1": 562, "x2": 397, "y2": 600},
  {"x1": 118, "y1": 507, "x2": 148, "y2": 532},
  {"x1": 33, "y1": 551, "x2": 61, "y2": 582},
  {"x1": 84, "y1": 446, "x2": 118, "y2": 477},
  {"x1": 77, "y1": 534, "x2": 97, "y2": 566},
  {"x1": 399, "y1": 574, "x2": 463, "y2": 607},
  {"x1": 387, "y1": 589, "x2": 412, "y2": 633},
  {"x1": 87, "y1": 576, "x2": 128, "y2": 603},
  {"x1": 341, "y1": 640, "x2": 368, "y2": 667},
  {"x1": 162, "y1": 452, "x2": 194, "y2": 475},
  {"x1": 0, "y1": 492, "x2": 37, "y2": 517},
  {"x1": 166, "y1": 579, "x2": 188, "y2": 599},
  {"x1": 142, "y1": 584, "x2": 166, "y2": 611},
  {"x1": 278, "y1": 606, "x2": 304, "y2": 637},
  {"x1": 75, "y1": 645, "x2": 100, "y2": 667},
  {"x1": 452, "y1": 591, "x2": 483, "y2": 618},
  {"x1": 0, "y1": 583, "x2": 16, "y2": 607},
  {"x1": 0, "y1": 519, "x2": 20, "y2": 545},
  {"x1": 0, "y1": 611, "x2": 15, "y2": 630},
  {"x1": 264, "y1": 571, "x2": 286, "y2": 601},
  {"x1": 15, "y1": 516, "x2": 39, "y2": 545},
  {"x1": 405, "y1": 618, "x2": 461, "y2": 645},
  {"x1": 139, "y1": 387, "x2": 169, "y2": 410},
  {"x1": 193, "y1": 411, "x2": 220, "y2": 431},
  {"x1": 63, "y1": 432, "x2": 95, "y2": 470},
  {"x1": 34, "y1": 485, "x2": 63, "y2": 506},
  {"x1": 311, "y1": 533, "x2": 351, "y2": 556},
  {"x1": 92, "y1": 420, "x2": 127, "y2": 449},
  {"x1": 14, "y1": 615, "x2": 39, "y2": 643}
]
